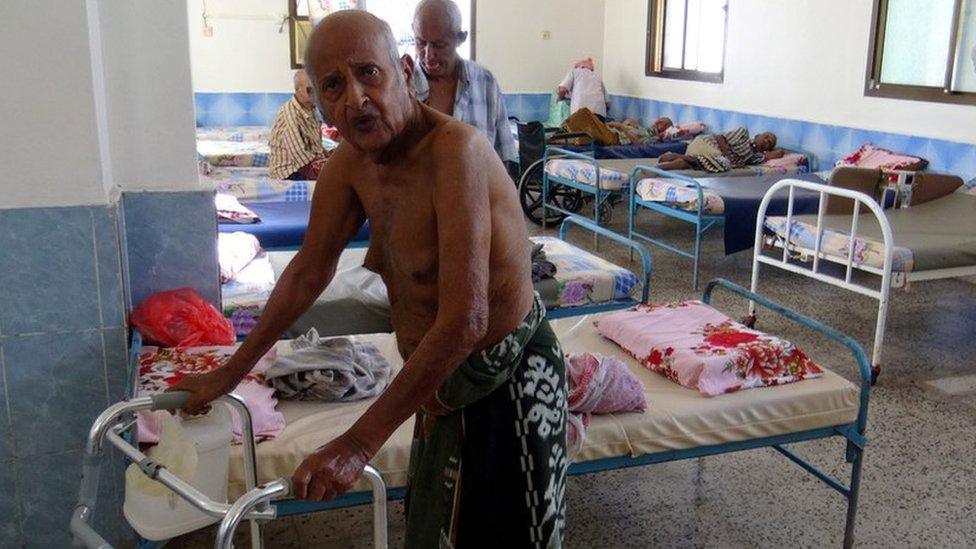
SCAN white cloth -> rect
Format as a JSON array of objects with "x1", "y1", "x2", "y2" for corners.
[{"x1": 558, "y1": 67, "x2": 608, "y2": 117}]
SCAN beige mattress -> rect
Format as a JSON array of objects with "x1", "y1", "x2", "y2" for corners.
[{"x1": 228, "y1": 314, "x2": 859, "y2": 498}]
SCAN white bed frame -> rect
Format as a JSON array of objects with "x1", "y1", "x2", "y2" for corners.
[{"x1": 750, "y1": 178, "x2": 976, "y2": 382}]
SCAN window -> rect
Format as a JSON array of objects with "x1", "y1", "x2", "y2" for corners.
[
  {"x1": 866, "y1": 0, "x2": 976, "y2": 105},
  {"x1": 646, "y1": 0, "x2": 729, "y2": 83},
  {"x1": 289, "y1": 0, "x2": 474, "y2": 69}
]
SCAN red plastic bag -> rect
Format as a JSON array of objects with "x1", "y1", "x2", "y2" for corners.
[{"x1": 131, "y1": 288, "x2": 235, "y2": 347}]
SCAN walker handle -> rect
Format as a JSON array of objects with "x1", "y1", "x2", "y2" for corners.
[{"x1": 150, "y1": 391, "x2": 191, "y2": 411}]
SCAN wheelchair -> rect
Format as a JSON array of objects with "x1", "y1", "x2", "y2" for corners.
[{"x1": 513, "y1": 119, "x2": 614, "y2": 226}]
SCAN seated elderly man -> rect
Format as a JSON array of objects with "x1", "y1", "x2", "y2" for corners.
[
  {"x1": 268, "y1": 70, "x2": 329, "y2": 180},
  {"x1": 172, "y1": 10, "x2": 566, "y2": 549},
  {"x1": 411, "y1": 0, "x2": 517, "y2": 171},
  {"x1": 657, "y1": 127, "x2": 785, "y2": 172}
]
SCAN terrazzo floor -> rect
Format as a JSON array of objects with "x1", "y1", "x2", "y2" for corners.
[{"x1": 170, "y1": 206, "x2": 976, "y2": 548}]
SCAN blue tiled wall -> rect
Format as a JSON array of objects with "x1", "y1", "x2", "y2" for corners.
[
  {"x1": 121, "y1": 190, "x2": 221, "y2": 308},
  {"x1": 195, "y1": 91, "x2": 552, "y2": 127},
  {"x1": 0, "y1": 189, "x2": 219, "y2": 547},
  {"x1": 607, "y1": 95, "x2": 976, "y2": 177},
  {"x1": 0, "y1": 204, "x2": 129, "y2": 547},
  {"x1": 194, "y1": 91, "x2": 975, "y2": 178}
]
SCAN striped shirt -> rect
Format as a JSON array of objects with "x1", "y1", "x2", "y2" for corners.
[
  {"x1": 269, "y1": 97, "x2": 326, "y2": 180},
  {"x1": 414, "y1": 59, "x2": 517, "y2": 163}
]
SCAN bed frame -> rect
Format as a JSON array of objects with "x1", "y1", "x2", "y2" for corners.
[
  {"x1": 73, "y1": 275, "x2": 872, "y2": 548},
  {"x1": 750, "y1": 178, "x2": 976, "y2": 383}
]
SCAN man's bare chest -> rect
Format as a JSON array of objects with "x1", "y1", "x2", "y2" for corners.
[{"x1": 356, "y1": 183, "x2": 439, "y2": 287}]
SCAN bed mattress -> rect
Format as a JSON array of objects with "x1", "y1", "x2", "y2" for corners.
[
  {"x1": 226, "y1": 316, "x2": 859, "y2": 497},
  {"x1": 764, "y1": 190, "x2": 976, "y2": 273},
  {"x1": 561, "y1": 140, "x2": 688, "y2": 160},
  {"x1": 205, "y1": 167, "x2": 315, "y2": 202},
  {"x1": 197, "y1": 140, "x2": 270, "y2": 168},
  {"x1": 222, "y1": 238, "x2": 642, "y2": 337},
  {"x1": 217, "y1": 201, "x2": 370, "y2": 249},
  {"x1": 546, "y1": 157, "x2": 810, "y2": 190}
]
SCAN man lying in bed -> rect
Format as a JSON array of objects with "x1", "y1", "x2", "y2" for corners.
[
  {"x1": 171, "y1": 10, "x2": 567, "y2": 549},
  {"x1": 656, "y1": 127, "x2": 785, "y2": 172}
]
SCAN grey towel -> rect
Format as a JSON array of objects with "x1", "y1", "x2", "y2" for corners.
[
  {"x1": 530, "y1": 241, "x2": 557, "y2": 283},
  {"x1": 266, "y1": 329, "x2": 391, "y2": 402}
]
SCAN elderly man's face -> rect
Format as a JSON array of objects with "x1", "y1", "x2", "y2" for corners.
[
  {"x1": 412, "y1": 14, "x2": 462, "y2": 77},
  {"x1": 307, "y1": 30, "x2": 413, "y2": 153},
  {"x1": 295, "y1": 72, "x2": 314, "y2": 109},
  {"x1": 754, "y1": 132, "x2": 777, "y2": 152}
]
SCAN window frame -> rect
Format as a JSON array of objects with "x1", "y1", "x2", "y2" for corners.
[
  {"x1": 288, "y1": 0, "x2": 477, "y2": 69},
  {"x1": 864, "y1": 0, "x2": 976, "y2": 105},
  {"x1": 645, "y1": 0, "x2": 729, "y2": 84}
]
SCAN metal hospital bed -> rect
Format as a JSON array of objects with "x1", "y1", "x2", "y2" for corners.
[
  {"x1": 73, "y1": 272, "x2": 873, "y2": 548},
  {"x1": 752, "y1": 177, "x2": 976, "y2": 383},
  {"x1": 626, "y1": 165, "x2": 826, "y2": 289},
  {"x1": 222, "y1": 217, "x2": 653, "y2": 340}
]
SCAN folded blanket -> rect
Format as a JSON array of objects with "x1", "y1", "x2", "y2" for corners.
[
  {"x1": 266, "y1": 329, "x2": 391, "y2": 402},
  {"x1": 215, "y1": 193, "x2": 260, "y2": 224},
  {"x1": 218, "y1": 231, "x2": 262, "y2": 283},
  {"x1": 136, "y1": 345, "x2": 284, "y2": 444},
  {"x1": 565, "y1": 352, "x2": 647, "y2": 459},
  {"x1": 597, "y1": 301, "x2": 823, "y2": 396}
]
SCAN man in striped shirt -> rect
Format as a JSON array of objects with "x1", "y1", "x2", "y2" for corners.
[
  {"x1": 269, "y1": 70, "x2": 329, "y2": 180},
  {"x1": 411, "y1": 0, "x2": 517, "y2": 173}
]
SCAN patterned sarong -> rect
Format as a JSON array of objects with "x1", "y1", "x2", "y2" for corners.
[{"x1": 404, "y1": 293, "x2": 568, "y2": 548}]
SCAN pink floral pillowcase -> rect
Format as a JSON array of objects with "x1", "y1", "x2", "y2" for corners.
[{"x1": 596, "y1": 301, "x2": 823, "y2": 396}]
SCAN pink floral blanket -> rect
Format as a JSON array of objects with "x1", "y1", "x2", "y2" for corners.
[{"x1": 596, "y1": 301, "x2": 822, "y2": 396}]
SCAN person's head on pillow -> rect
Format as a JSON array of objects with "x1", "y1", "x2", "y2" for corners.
[
  {"x1": 651, "y1": 117, "x2": 674, "y2": 134},
  {"x1": 754, "y1": 131, "x2": 778, "y2": 152}
]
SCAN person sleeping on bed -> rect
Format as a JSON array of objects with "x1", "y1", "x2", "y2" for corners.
[
  {"x1": 606, "y1": 116, "x2": 699, "y2": 145},
  {"x1": 656, "y1": 128, "x2": 785, "y2": 172},
  {"x1": 170, "y1": 10, "x2": 567, "y2": 549}
]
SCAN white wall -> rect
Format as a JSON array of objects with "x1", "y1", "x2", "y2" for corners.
[
  {"x1": 186, "y1": 0, "x2": 607, "y2": 93},
  {"x1": 477, "y1": 0, "x2": 606, "y2": 92},
  {"x1": 0, "y1": 2, "x2": 107, "y2": 208},
  {"x1": 603, "y1": 0, "x2": 976, "y2": 144},
  {"x1": 187, "y1": 0, "x2": 296, "y2": 93},
  {"x1": 0, "y1": 1, "x2": 201, "y2": 210},
  {"x1": 99, "y1": 0, "x2": 201, "y2": 192}
]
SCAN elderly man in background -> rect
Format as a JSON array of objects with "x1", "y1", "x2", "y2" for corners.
[
  {"x1": 411, "y1": 0, "x2": 518, "y2": 173},
  {"x1": 173, "y1": 9, "x2": 566, "y2": 548},
  {"x1": 268, "y1": 69, "x2": 329, "y2": 180}
]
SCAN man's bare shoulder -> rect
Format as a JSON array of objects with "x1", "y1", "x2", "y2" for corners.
[
  {"x1": 317, "y1": 142, "x2": 362, "y2": 185},
  {"x1": 427, "y1": 118, "x2": 493, "y2": 159}
]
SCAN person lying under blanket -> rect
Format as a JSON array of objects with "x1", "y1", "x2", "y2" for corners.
[
  {"x1": 606, "y1": 117, "x2": 705, "y2": 145},
  {"x1": 655, "y1": 127, "x2": 785, "y2": 172}
]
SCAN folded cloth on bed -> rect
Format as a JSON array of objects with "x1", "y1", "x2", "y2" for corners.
[
  {"x1": 215, "y1": 193, "x2": 260, "y2": 224},
  {"x1": 206, "y1": 167, "x2": 315, "y2": 202},
  {"x1": 196, "y1": 140, "x2": 271, "y2": 168},
  {"x1": 836, "y1": 143, "x2": 928, "y2": 171},
  {"x1": 530, "y1": 241, "x2": 557, "y2": 282},
  {"x1": 265, "y1": 328, "x2": 391, "y2": 402},
  {"x1": 596, "y1": 301, "x2": 823, "y2": 396},
  {"x1": 196, "y1": 126, "x2": 271, "y2": 143},
  {"x1": 221, "y1": 252, "x2": 276, "y2": 302},
  {"x1": 136, "y1": 345, "x2": 285, "y2": 444},
  {"x1": 218, "y1": 232, "x2": 262, "y2": 283},
  {"x1": 565, "y1": 352, "x2": 647, "y2": 459},
  {"x1": 764, "y1": 216, "x2": 915, "y2": 272},
  {"x1": 544, "y1": 158, "x2": 631, "y2": 190}
]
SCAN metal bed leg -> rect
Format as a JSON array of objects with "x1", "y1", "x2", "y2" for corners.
[
  {"x1": 692, "y1": 222, "x2": 703, "y2": 291},
  {"x1": 843, "y1": 445, "x2": 865, "y2": 549}
]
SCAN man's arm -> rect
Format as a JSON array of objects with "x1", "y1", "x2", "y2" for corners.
[
  {"x1": 489, "y1": 77, "x2": 518, "y2": 164},
  {"x1": 171, "y1": 146, "x2": 366, "y2": 413},
  {"x1": 293, "y1": 126, "x2": 494, "y2": 500}
]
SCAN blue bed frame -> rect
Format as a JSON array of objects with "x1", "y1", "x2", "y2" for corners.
[
  {"x1": 132, "y1": 279, "x2": 867, "y2": 548},
  {"x1": 541, "y1": 146, "x2": 628, "y2": 233},
  {"x1": 627, "y1": 165, "x2": 724, "y2": 291}
]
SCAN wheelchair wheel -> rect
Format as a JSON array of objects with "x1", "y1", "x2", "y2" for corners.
[{"x1": 518, "y1": 159, "x2": 584, "y2": 226}]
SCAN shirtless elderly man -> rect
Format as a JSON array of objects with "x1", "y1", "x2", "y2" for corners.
[{"x1": 173, "y1": 10, "x2": 567, "y2": 549}]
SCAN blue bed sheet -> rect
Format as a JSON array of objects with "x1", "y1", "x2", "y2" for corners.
[
  {"x1": 219, "y1": 201, "x2": 370, "y2": 249},
  {"x1": 563, "y1": 140, "x2": 688, "y2": 160},
  {"x1": 695, "y1": 172, "x2": 825, "y2": 255}
]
